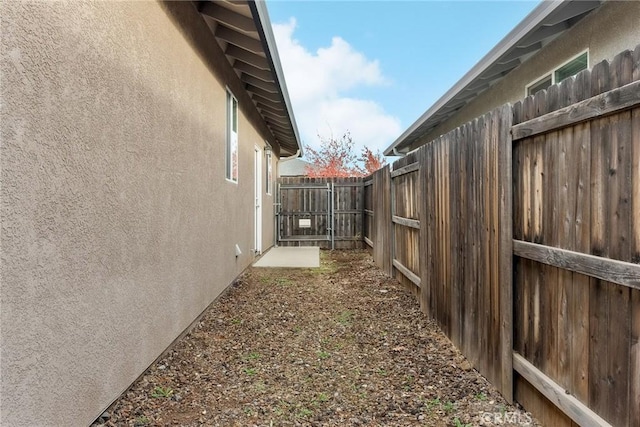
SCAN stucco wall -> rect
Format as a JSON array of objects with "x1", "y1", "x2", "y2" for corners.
[
  {"x1": 411, "y1": 0, "x2": 640, "y2": 149},
  {"x1": 1, "y1": 1, "x2": 277, "y2": 425}
]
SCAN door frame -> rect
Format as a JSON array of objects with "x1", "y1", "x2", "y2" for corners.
[{"x1": 254, "y1": 145, "x2": 262, "y2": 254}]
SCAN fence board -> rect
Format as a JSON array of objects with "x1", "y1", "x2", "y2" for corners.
[
  {"x1": 419, "y1": 145, "x2": 433, "y2": 317},
  {"x1": 497, "y1": 103, "x2": 514, "y2": 402},
  {"x1": 571, "y1": 68, "x2": 592, "y2": 406},
  {"x1": 370, "y1": 165, "x2": 392, "y2": 274},
  {"x1": 452, "y1": 126, "x2": 463, "y2": 354},
  {"x1": 553, "y1": 79, "x2": 570, "y2": 400},
  {"x1": 631, "y1": 45, "x2": 640, "y2": 427},
  {"x1": 588, "y1": 59, "x2": 611, "y2": 425}
]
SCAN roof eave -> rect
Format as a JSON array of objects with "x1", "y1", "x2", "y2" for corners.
[
  {"x1": 250, "y1": 0, "x2": 303, "y2": 158},
  {"x1": 383, "y1": 0, "x2": 600, "y2": 156}
]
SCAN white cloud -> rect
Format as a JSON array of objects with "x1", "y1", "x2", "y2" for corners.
[{"x1": 273, "y1": 18, "x2": 401, "y2": 156}]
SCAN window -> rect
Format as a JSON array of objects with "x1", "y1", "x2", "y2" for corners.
[
  {"x1": 555, "y1": 51, "x2": 588, "y2": 83},
  {"x1": 527, "y1": 75, "x2": 552, "y2": 97},
  {"x1": 226, "y1": 90, "x2": 238, "y2": 182},
  {"x1": 526, "y1": 51, "x2": 588, "y2": 97},
  {"x1": 265, "y1": 147, "x2": 273, "y2": 195}
]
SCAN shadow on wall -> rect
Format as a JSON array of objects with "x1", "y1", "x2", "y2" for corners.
[{"x1": 159, "y1": 1, "x2": 280, "y2": 157}]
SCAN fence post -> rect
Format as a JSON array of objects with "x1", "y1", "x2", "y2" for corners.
[
  {"x1": 275, "y1": 180, "x2": 280, "y2": 246},
  {"x1": 330, "y1": 181, "x2": 335, "y2": 250},
  {"x1": 498, "y1": 103, "x2": 514, "y2": 403},
  {"x1": 389, "y1": 166, "x2": 396, "y2": 277},
  {"x1": 417, "y1": 148, "x2": 431, "y2": 317}
]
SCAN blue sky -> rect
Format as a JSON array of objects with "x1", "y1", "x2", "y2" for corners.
[{"x1": 266, "y1": 0, "x2": 539, "y2": 155}]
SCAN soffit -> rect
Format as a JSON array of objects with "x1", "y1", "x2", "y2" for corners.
[{"x1": 197, "y1": 0, "x2": 301, "y2": 157}]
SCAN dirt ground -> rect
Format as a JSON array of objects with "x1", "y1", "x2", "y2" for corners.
[{"x1": 98, "y1": 250, "x2": 538, "y2": 427}]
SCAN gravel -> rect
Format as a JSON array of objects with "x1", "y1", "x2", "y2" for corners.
[{"x1": 97, "y1": 250, "x2": 538, "y2": 427}]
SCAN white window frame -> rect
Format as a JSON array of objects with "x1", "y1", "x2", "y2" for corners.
[
  {"x1": 525, "y1": 74, "x2": 552, "y2": 98},
  {"x1": 226, "y1": 89, "x2": 238, "y2": 183},
  {"x1": 525, "y1": 50, "x2": 589, "y2": 97}
]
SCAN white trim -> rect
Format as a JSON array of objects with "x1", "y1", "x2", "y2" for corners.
[
  {"x1": 525, "y1": 73, "x2": 552, "y2": 97},
  {"x1": 525, "y1": 49, "x2": 589, "y2": 97}
]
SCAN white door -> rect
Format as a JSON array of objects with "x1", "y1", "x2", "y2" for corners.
[{"x1": 254, "y1": 146, "x2": 262, "y2": 254}]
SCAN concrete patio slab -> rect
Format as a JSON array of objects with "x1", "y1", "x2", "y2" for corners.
[{"x1": 253, "y1": 247, "x2": 320, "y2": 268}]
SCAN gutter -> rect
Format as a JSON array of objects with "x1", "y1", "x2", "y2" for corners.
[
  {"x1": 392, "y1": 147, "x2": 405, "y2": 158},
  {"x1": 281, "y1": 148, "x2": 301, "y2": 161}
]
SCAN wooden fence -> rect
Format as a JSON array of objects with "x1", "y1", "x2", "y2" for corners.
[
  {"x1": 511, "y1": 49, "x2": 640, "y2": 427},
  {"x1": 366, "y1": 46, "x2": 640, "y2": 427},
  {"x1": 368, "y1": 104, "x2": 513, "y2": 397}
]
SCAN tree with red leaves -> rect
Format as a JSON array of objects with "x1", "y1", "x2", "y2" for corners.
[
  {"x1": 358, "y1": 146, "x2": 386, "y2": 175},
  {"x1": 305, "y1": 132, "x2": 386, "y2": 178}
]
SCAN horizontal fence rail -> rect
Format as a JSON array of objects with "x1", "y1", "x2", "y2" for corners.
[
  {"x1": 514, "y1": 240, "x2": 640, "y2": 290},
  {"x1": 512, "y1": 353, "x2": 611, "y2": 427}
]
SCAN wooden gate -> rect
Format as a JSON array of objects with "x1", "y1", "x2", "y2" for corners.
[
  {"x1": 277, "y1": 179, "x2": 331, "y2": 246},
  {"x1": 277, "y1": 177, "x2": 365, "y2": 249}
]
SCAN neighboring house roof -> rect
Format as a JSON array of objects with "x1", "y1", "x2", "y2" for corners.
[
  {"x1": 383, "y1": 0, "x2": 603, "y2": 156},
  {"x1": 279, "y1": 158, "x2": 315, "y2": 176},
  {"x1": 198, "y1": 0, "x2": 302, "y2": 157}
]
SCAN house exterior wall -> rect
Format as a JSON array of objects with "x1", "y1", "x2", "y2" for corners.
[
  {"x1": 1, "y1": 1, "x2": 279, "y2": 425},
  {"x1": 411, "y1": 0, "x2": 640, "y2": 150}
]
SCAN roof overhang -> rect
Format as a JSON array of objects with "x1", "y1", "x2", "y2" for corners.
[
  {"x1": 197, "y1": 0, "x2": 302, "y2": 158},
  {"x1": 383, "y1": 0, "x2": 603, "y2": 156}
]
